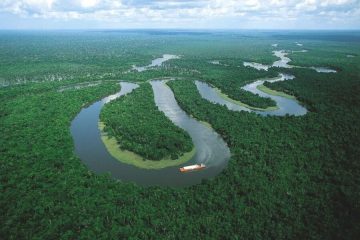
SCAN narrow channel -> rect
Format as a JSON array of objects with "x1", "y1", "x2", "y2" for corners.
[
  {"x1": 243, "y1": 48, "x2": 337, "y2": 73},
  {"x1": 196, "y1": 74, "x2": 307, "y2": 116},
  {"x1": 132, "y1": 54, "x2": 180, "y2": 72}
]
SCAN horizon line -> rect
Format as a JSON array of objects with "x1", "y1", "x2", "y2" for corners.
[{"x1": 1, "y1": 28, "x2": 360, "y2": 31}]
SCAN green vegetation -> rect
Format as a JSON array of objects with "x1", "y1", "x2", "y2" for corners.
[
  {"x1": 99, "y1": 122, "x2": 195, "y2": 169},
  {"x1": 100, "y1": 83, "x2": 193, "y2": 161},
  {"x1": 168, "y1": 76, "x2": 360, "y2": 240},
  {"x1": 214, "y1": 84, "x2": 279, "y2": 111},
  {"x1": 1, "y1": 30, "x2": 360, "y2": 239},
  {"x1": 0, "y1": 31, "x2": 281, "y2": 108},
  {"x1": 227, "y1": 88, "x2": 277, "y2": 109},
  {"x1": 258, "y1": 82, "x2": 296, "y2": 99},
  {"x1": 173, "y1": 59, "x2": 280, "y2": 108}
]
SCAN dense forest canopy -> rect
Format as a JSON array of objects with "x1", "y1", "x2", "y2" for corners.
[
  {"x1": 100, "y1": 82, "x2": 193, "y2": 161},
  {"x1": 1, "y1": 30, "x2": 359, "y2": 239}
]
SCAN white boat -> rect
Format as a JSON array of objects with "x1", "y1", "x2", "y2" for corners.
[{"x1": 179, "y1": 164, "x2": 206, "y2": 173}]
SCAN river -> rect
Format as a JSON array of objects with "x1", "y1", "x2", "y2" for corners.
[
  {"x1": 71, "y1": 49, "x2": 314, "y2": 187},
  {"x1": 195, "y1": 73, "x2": 307, "y2": 116},
  {"x1": 71, "y1": 81, "x2": 230, "y2": 187}
]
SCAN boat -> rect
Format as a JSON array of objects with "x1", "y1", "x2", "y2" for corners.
[{"x1": 179, "y1": 164, "x2": 206, "y2": 173}]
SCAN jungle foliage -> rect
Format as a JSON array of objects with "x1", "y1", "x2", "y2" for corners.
[
  {"x1": 100, "y1": 83, "x2": 193, "y2": 160},
  {"x1": 168, "y1": 76, "x2": 360, "y2": 240},
  {"x1": 0, "y1": 30, "x2": 279, "y2": 108},
  {"x1": 1, "y1": 30, "x2": 360, "y2": 239}
]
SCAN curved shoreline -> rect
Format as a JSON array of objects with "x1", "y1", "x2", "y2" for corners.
[
  {"x1": 71, "y1": 47, "x2": 317, "y2": 186},
  {"x1": 94, "y1": 73, "x2": 305, "y2": 172},
  {"x1": 98, "y1": 122, "x2": 196, "y2": 169},
  {"x1": 213, "y1": 86, "x2": 279, "y2": 111},
  {"x1": 196, "y1": 73, "x2": 307, "y2": 116},
  {"x1": 243, "y1": 49, "x2": 337, "y2": 73},
  {"x1": 256, "y1": 84, "x2": 296, "y2": 100},
  {"x1": 71, "y1": 80, "x2": 230, "y2": 187}
]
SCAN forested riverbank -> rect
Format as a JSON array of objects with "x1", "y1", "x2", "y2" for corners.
[
  {"x1": 169, "y1": 76, "x2": 360, "y2": 238},
  {"x1": 168, "y1": 76, "x2": 360, "y2": 239},
  {"x1": 1, "y1": 30, "x2": 359, "y2": 239},
  {"x1": 100, "y1": 83, "x2": 194, "y2": 162}
]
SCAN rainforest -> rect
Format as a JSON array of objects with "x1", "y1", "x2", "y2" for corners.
[
  {"x1": 1, "y1": 30, "x2": 360, "y2": 239},
  {"x1": 100, "y1": 82, "x2": 194, "y2": 164}
]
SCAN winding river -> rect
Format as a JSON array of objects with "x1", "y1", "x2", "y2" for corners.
[
  {"x1": 71, "y1": 48, "x2": 322, "y2": 187},
  {"x1": 196, "y1": 73, "x2": 307, "y2": 116},
  {"x1": 71, "y1": 81, "x2": 230, "y2": 187},
  {"x1": 132, "y1": 54, "x2": 180, "y2": 72},
  {"x1": 244, "y1": 48, "x2": 337, "y2": 73}
]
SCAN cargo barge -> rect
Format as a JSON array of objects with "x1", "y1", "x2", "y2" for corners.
[{"x1": 179, "y1": 164, "x2": 206, "y2": 173}]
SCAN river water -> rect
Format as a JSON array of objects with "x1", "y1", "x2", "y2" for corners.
[
  {"x1": 132, "y1": 54, "x2": 180, "y2": 72},
  {"x1": 71, "y1": 81, "x2": 230, "y2": 187},
  {"x1": 243, "y1": 48, "x2": 337, "y2": 73},
  {"x1": 71, "y1": 49, "x2": 314, "y2": 187},
  {"x1": 196, "y1": 73, "x2": 307, "y2": 116}
]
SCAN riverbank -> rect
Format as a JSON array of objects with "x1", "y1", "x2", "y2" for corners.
[
  {"x1": 98, "y1": 122, "x2": 195, "y2": 169},
  {"x1": 214, "y1": 87, "x2": 279, "y2": 111},
  {"x1": 256, "y1": 84, "x2": 296, "y2": 99}
]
